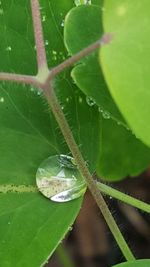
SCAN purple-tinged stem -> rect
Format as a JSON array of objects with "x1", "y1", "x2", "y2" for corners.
[
  {"x1": 30, "y1": 0, "x2": 48, "y2": 69},
  {"x1": 46, "y1": 33, "x2": 112, "y2": 82},
  {"x1": 0, "y1": 72, "x2": 40, "y2": 87}
]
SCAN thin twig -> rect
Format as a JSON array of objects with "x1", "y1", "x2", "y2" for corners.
[
  {"x1": 30, "y1": 0, "x2": 48, "y2": 69},
  {"x1": 97, "y1": 182, "x2": 150, "y2": 213},
  {"x1": 0, "y1": 73, "x2": 40, "y2": 87},
  {"x1": 46, "y1": 33, "x2": 112, "y2": 82},
  {"x1": 43, "y1": 82, "x2": 135, "y2": 261}
]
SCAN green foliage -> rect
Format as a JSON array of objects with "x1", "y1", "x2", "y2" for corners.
[
  {"x1": 0, "y1": 1, "x2": 99, "y2": 265},
  {"x1": 64, "y1": 4, "x2": 150, "y2": 181},
  {"x1": 0, "y1": 0, "x2": 150, "y2": 266},
  {"x1": 112, "y1": 259, "x2": 150, "y2": 267},
  {"x1": 101, "y1": 0, "x2": 150, "y2": 147}
]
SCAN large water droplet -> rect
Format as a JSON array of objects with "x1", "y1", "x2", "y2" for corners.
[
  {"x1": 86, "y1": 96, "x2": 96, "y2": 107},
  {"x1": 36, "y1": 155, "x2": 86, "y2": 202}
]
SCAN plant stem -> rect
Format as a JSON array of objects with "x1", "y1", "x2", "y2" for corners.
[
  {"x1": 0, "y1": 73, "x2": 38, "y2": 86},
  {"x1": 47, "y1": 33, "x2": 112, "y2": 82},
  {"x1": 30, "y1": 0, "x2": 48, "y2": 69},
  {"x1": 43, "y1": 82, "x2": 135, "y2": 261},
  {"x1": 97, "y1": 182, "x2": 150, "y2": 213},
  {"x1": 57, "y1": 244, "x2": 75, "y2": 267}
]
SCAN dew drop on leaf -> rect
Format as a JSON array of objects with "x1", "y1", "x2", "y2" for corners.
[
  {"x1": 45, "y1": 40, "x2": 49, "y2": 46},
  {"x1": 74, "y1": 0, "x2": 91, "y2": 6},
  {"x1": 36, "y1": 155, "x2": 86, "y2": 202},
  {"x1": 98, "y1": 107, "x2": 110, "y2": 119},
  {"x1": 61, "y1": 20, "x2": 64, "y2": 27},
  {"x1": 0, "y1": 97, "x2": 4, "y2": 103},
  {"x1": 42, "y1": 15, "x2": 46, "y2": 22},
  {"x1": 102, "y1": 111, "x2": 110, "y2": 119},
  {"x1": 6, "y1": 46, "x2": 12, "y2": 51},
  {"x1": 86, "y1": 96, "x2": 95, "y2": 106},
  {"x1": 0, "y1": 8, "x2": 3, "y2": 14}
]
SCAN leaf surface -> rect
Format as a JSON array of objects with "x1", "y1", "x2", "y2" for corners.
[
  {"x1": 64, "y1": 4, "x2": 125, "y2": 124},
  {"x1": 0, "y1": 1, "x2": 100, "y2": 266},
  {"x1": 64, "y1": 4, "x2": 150, "y2": 181},
  {"x1": 97, "y1": 117, "x2": 150, "y2": 181},
  {"x1": 101, "y1": 0, "x2": 150, "y2": 147}
]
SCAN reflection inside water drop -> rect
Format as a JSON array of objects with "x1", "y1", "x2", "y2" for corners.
[
  {"x1": 36, "y1": 155, "x2": 86, "y2": 202},
  {"x1": 74, "y1": 0, "x2": 91, "y2": 6}
]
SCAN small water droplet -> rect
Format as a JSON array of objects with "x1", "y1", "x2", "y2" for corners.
[
  {"x1": 0, "y1": 8, "x2": 3, "y2": 14},
  {"x1": 45, "y1": 40, "x2": 49, "y2": 46},
  {"x1": 86, "y1": 96, "x2": 95, "y2": 107},
  {"x1": 0, "y1": 97, "x2": 4, "y2": 103},
  {"x1": 30, "y1": 87, "x2": 38, "y2": 94},
  {"x1": 52, "y1": 50, "x2": 57, "y2": 55},
  {"x1": 79, "y1": 96, "x2": 83, "y2": 104},
  {"x1": 98, "y1": 107, "x2": 103, "y2": 113},
  {"x1": 98, "y1": 107, "x2": 110, "y2": 119},
  {"x1": 6, "y1": 46, "x2": 12, "y2": 51},
  {"x1": 61, "y1": 20, "x2": 64, "y2": 27},
  {"x1": 102, "y1": 111, "x2": 110, "y2": 119},
  {"x1": 117, "y1": 121, "x2": 121, "y2": 126},
  {"x1": 37, "y1": 91, "x2": 42, "y2": 96},
  {"x1": 42, "y1": 15, "x2": 46, "y2": 22},
  {"x1": 36, "y1": 155, "x2": 86, "y2": 202}
]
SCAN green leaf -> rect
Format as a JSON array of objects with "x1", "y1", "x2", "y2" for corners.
[
  {"x1": 0, "y1": 1, "x2": 100, "y2": 265},
  {"x1": 0, "y1": 193, "x2": 81, "y2": 267},
  {"x1": 101, "y1": 0, "x2": 150, "y2": 147},
  {"x1": 64, "y1": 5, "x2": 125, "y2": 125},
  {"x1": 0, "y1": 0, "x2": 37, "y2": 75},
  {"x1": 97, "y1": 117, "x2": 150, "y2": 181},
  {"x1": 112, "y1": 259, "x2": 150, "y2": 267},
  {"x1": 64, "y1": 4, "x2": 150, "y2": 181}
]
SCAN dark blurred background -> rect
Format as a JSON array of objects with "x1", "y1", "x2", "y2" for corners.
[{"x1": 46, "y1": 171, "x2": 150, "y2": 267}]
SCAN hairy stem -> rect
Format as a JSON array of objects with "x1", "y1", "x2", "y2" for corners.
[
  {"x1": 43, "y1": 82, "x2": 135, "y2": 261},
  {"x1": 0, "y1": 73, "x2": 39, "y2": 87},
  {"x1": 30, "y1": 0, "x2": 48, "y2": 69},
  {"x1": 47, "y1": 34, "x2": 112, "y2": 82},
  {"x1": 97, "y1": 182, "x2": 150, "y2": 213}
]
